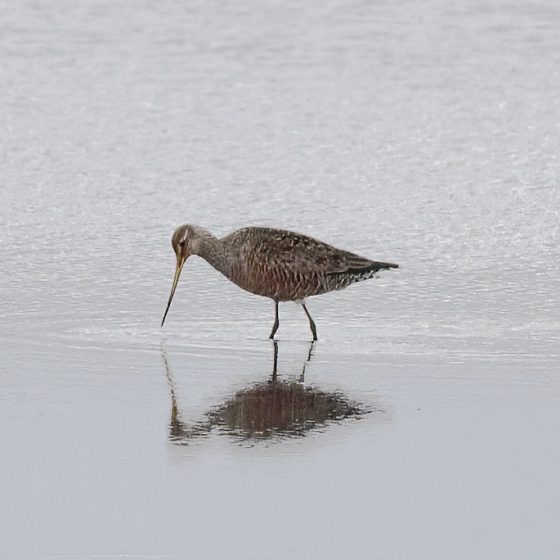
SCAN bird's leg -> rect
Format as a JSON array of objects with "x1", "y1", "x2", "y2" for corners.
[
  {"x1": 302, "y1": 302, "x2": 318, "y2": 341},
  {"x1": 269, "y1": 300, "x2": 280, "y2": 339}
]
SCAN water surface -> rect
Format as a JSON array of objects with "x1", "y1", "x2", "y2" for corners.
[{"x1": 1, "y1": 0, "x2": 559, "y2": 558}]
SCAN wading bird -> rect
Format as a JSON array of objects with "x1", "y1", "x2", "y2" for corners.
[{"x1": 161, "y1": 225, "x2": 398, "y2": 340}]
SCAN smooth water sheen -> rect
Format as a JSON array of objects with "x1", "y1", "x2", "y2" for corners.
[{"x1": 1, "y1": 0, "x2": 559, "y2": 558}]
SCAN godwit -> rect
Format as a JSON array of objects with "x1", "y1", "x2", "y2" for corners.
[{"x1": 161, "y1": 225, "x2": 398, "y2": 340}]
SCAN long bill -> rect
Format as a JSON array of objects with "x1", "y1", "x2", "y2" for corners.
[{"x1": 161, "y1": 255, "x2": 186, "y2": 327}]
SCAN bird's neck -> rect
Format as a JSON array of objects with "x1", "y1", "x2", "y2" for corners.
[{"x1": 194, "y1": 229, "x2": 234, "y2": 278}]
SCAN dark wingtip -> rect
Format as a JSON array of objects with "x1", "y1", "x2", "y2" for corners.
[
  {"x1": 344, "y1": 260, "x2": 399, "y2": 275},
  {"x1": 372, "y1": 261, "x2": 399, "y2": 272}
]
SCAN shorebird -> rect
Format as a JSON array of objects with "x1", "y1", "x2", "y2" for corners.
[{"x1": 161, "y1": 225, "x2": 398, "y2": 340}]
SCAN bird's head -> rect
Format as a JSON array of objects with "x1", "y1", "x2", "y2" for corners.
[
  {"x1": 161, "y1": 224, "x2": 198, "y2": 327},
  {"x1": 171, "y1": 224, "x2": 197, "y2": 262}
]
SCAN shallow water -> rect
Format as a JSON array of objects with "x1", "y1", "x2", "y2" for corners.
[{"x1": 1, "y1": 0, "x2": 560, "y2": 558}]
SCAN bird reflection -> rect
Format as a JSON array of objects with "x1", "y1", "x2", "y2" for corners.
[{"x1": 162, "y1": 342, "x2": 371, "y2": 445}]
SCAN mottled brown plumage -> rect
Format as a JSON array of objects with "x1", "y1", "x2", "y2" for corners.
[{"x1": 161, "y1": 224, "x2": 398, "y2": 340}]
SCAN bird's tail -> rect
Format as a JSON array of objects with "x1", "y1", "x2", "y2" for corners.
[{"x1": 326, "y1": 258, "x2": 398, "y2": 291}]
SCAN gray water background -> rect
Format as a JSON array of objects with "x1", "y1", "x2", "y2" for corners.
[{"x1": 1, "y1": 0, "x2": 559, "y2": 558}]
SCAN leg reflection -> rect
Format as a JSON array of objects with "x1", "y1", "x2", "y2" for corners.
[
  {"x1": 271, "y1": 339, "x2": 314, "y2": 383},
  {"x1": 272, "y1": 339, "x2": 279, "y2": 381},
  {"x1": 299, "y1": 340, "x2": 315, "y2": 383}
]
